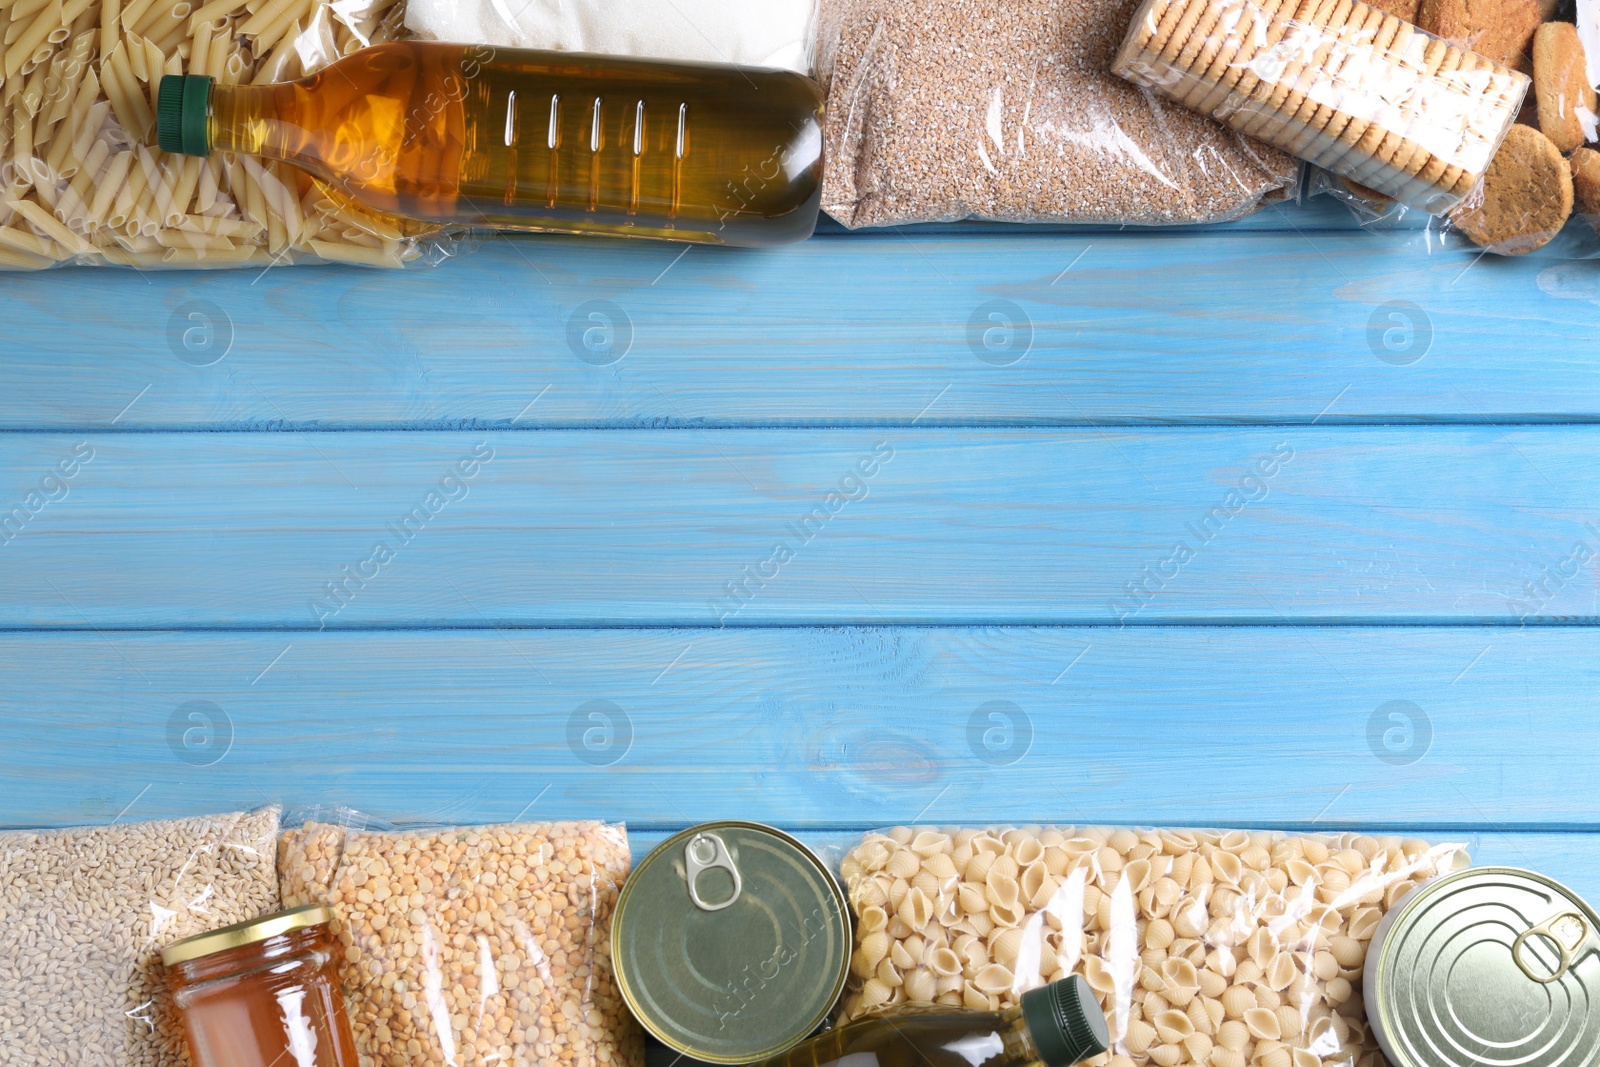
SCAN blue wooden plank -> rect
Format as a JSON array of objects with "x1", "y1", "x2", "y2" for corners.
[
  {"x1": 3, "y1": 428, "x2": 1599, "y2": 626},
  {"x1": 2, "y1": 225, "x2": 1597, "y2": 431},
  {"x1": 0, "y1": 627, "x2": 1593, "y2": 830}
]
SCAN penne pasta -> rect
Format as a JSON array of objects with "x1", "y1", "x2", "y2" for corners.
[
  {"x1": 0, "y1": 0, "x2": 429, "y2": 269},
  {"x1": 308, "y1": 235, "x2": 404, "y2": 265},
  {"x1": 44, "y1": 92, "x2": 103, "y2": 177},
  {"x1": 0, "y1": 218, "x2": 51, "y2": 253},
  {"x1": 7, "y1": 194, "x2": 90, "y2": 250},
  {"x1": 83, "y1": 139, "x2": 129, "y2": 220},
  {"x1": 0, "y1": 239, "x2": 56, "y2": 264}
]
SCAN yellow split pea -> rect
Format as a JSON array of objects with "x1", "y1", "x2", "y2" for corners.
[{"x1": 279, "y1": 821, "x2": 642, "y2": 1067}]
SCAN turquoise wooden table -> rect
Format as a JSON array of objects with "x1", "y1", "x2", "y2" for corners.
[{"x1": 3, "y1": 199, "x2": 1599, "y2": 908}]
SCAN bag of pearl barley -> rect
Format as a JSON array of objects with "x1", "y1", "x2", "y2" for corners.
[
  {"x1": 837, "y1": 826, "x2": 1469, "y2": 1067},
  {"x1": 278, "y1": 810, "x2": 641, "y2": 1067},
  {"x1": 0, "y1": 807, "x2": 283, "y2": 1067}
]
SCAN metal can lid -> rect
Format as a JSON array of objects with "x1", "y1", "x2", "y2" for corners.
[
  {"x1": 1366, "y1": 867, "x2": 1600, "y2": 1067},
  {"x1": 612, "y1": 822, "x2": 851, "y2": 1064}
]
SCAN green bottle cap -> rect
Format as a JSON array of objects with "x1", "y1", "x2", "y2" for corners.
[
  {"x1": 156, "y1": 74, "x2": 213, "y2": 156},
  {"x1": 1021, "y1": 975, "x2": 1110, "y2": 1067}
]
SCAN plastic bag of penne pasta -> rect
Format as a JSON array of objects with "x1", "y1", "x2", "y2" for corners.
[
  {"x1": 837, "y1": 826, "x2": 1470, "y2": 1067},
  {"x1": 0, "y1": 0, "x2": 460, "y2": 268}
]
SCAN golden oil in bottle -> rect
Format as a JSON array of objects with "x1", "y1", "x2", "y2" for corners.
[
  {"x1": 158, "y1": 42, "x2": 824, "y2": 246},
  {"x1": 749, "y1": 977, "x2": 1109, "y2": 1067}
]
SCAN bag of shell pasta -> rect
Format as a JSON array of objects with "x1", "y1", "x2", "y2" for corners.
[{"x1": 837, "y1": 826, "x2": 1469, "y2": 1067}]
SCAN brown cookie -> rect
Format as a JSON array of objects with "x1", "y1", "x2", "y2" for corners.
[
  {"x1": 1340, "y1": 174, "x2": 1400, "y2": 204},
  {"x1": 1449, "y1": 121, "x2": 1574, "y2": 252},
  {"x1": 1417, "y1": 0, "x2": 1541, "y2": 66},
  {"x1": 1533, "y1": 21, "x2": 1597, "y2": 153},
  {"x1": 1439, "y1": 55, "x2": 1532, "y2": 195},
  {"x1": 1572, "y1": 145, "x2": 1600, "y2": 229},
  {"x1": 1131, "y1": 0, "x2": 1210, "y2": 94},
  {"x1": 1365, "y1": 0, "x2": 1422, "y2": 20},
  {"x1": 1263, "y1": 0, "x2": 1373, "y2": 154}
]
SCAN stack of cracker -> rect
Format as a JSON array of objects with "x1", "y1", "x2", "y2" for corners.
[{"x1": 1113, "y1": 0, "x2": 1530, "y2": 213}]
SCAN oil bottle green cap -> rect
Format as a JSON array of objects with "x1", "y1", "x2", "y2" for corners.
[
  {"x1": 157, "y1": 74, "x2": 213, "y2": 156},
  {"x1": 1021, "y1": 976, "x2": 1110, "y2": 1067}
]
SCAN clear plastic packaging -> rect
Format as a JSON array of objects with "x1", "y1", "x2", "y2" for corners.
[
  {"x1": 0, "y1": 807, "x2": 283, "y2": 1067},
  {"x1": 1304, "y1": 7, "x2": 1600, "y2": 258},
  {"x1": 277, "y1": 809, "x2": 642, "y2": 1067},
  {"x1": 836, "y1": 826, "x2": 1470, "y2": 1067},
  {"x1": 1311, "y1": 162, "x2": 1600, "y2": 259},
  {"x1": 815, "y1": 0, "x2": 1301, "y2": 229},
  {"x1": 0, "y1": 0, "x2": 462, "y2": 269},
  {"x1": 1112, "y1": 0, "x2": 1530, "y2": 215}
]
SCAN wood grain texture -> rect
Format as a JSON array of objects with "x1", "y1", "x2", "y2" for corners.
[
  {"x1": 2, "y1": 627, "x2": 1594, "y2": 890},
  {"x1": 3, "y1": 429, "x2": 1599, "y2": 627},
  {"x1": 0, "y1": 627, "x2": 1591, "y2": 828},
  {"x1": 3, "y1": 214, "x2": 1597, "y2": 910},
  {"x1": 3, "y1": 220, "x2": 1597, "y2": 430}
]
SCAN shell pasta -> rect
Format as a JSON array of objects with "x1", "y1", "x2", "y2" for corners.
[{"x1": 839, "y1": 827, "x2": 1470, "y2": 1067}]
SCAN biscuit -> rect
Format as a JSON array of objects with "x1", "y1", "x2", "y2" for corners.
[
  {"x1": 1533, "y1": 21, "x2": 1597, "y2": 152},
  {"x1": 1214, "y1": 0, "x2": 1326, "y2": 128},
  {"x1": 1449, "y1": 121, "x2": 1574, "y2": 252},
  {"x1": 1238, "y1": 0, "x2": 1346, "y2": 139},
  {"x1": 1408, "y1": 50, "x2": 1497, "y2": 194},
  {"x1": 1167, "y1": 0, "x2": 1238, "y2": 82},
  {"x1": 1125, "y1": 0, "x2": 1189, "y2": 55},
  {"x1": 1572, "y1": 145, "x2": 1600, "y2": 233},
  {"x1": 1174, "y1": 0, "x2": 1266, "y2": 111},
  {"x1": 1340, "y1": 174, "x2": 1400, "y2": 205},
  {"x1": 1350, "y1": 34, "x2": 1451, "y2": 185},
  {"x1": 1189, "y1": 0, "x2": 1297, "y2": 116},
  {"x1": 1417, "y1": 0, "x2": 1541, "y2": 65},
  {"x1": 1317, "y1": 12, "x2": 1406, "y2": 171},
  {"x1": 1271, "y1": 0, "x2": 1371, "y2": 155},
  {"x1": 1294, "y1": 4, "x2": 1389, "y2": 160},
  {"x1": 1344, "y1": 23, "x2": 1439, "y2": 180},
  {"x1": 1145, "y1": 1, "x2": 1227, "y2": 104}
]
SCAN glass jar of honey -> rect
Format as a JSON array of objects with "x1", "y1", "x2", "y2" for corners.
[{"x1": 161, "y1": 904, "x2": 360, "y2": 1067}]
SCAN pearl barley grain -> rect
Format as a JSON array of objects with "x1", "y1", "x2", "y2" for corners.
[
  {"x1": 838, "y1": 828, "x2": 1467, "y2": 1067},
  {"x1": 0, "y1": 809, "x2": 282, "y2": 1067}
]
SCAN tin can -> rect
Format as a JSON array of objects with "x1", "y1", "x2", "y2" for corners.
[
  {"x1": 1366, "y1": 866, "x2": 1600, "y2": 1067},
  {"x1": 612, "y1": 822, "x2": 852, "y2": 1064}
]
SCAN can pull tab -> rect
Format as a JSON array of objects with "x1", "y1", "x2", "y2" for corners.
[
  {"x1": 1512, "y1": 911, "x2": 1589, "y2": 984},
  {"x1": 684, "y1": 831, "x2": 742, "y2": 912}
]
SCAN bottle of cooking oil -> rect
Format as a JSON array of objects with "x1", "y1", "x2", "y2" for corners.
[
  {"x1": 155, "y1": 43, "x2": 824, "y2": 247},
  {"x1": 754, "y1": 976, "x2": 1109, "y2": 1067}
]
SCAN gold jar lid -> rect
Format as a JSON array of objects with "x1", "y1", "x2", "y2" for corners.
[{"x1": 161, "y1": 904, "x2": 332, "y2": 966}]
